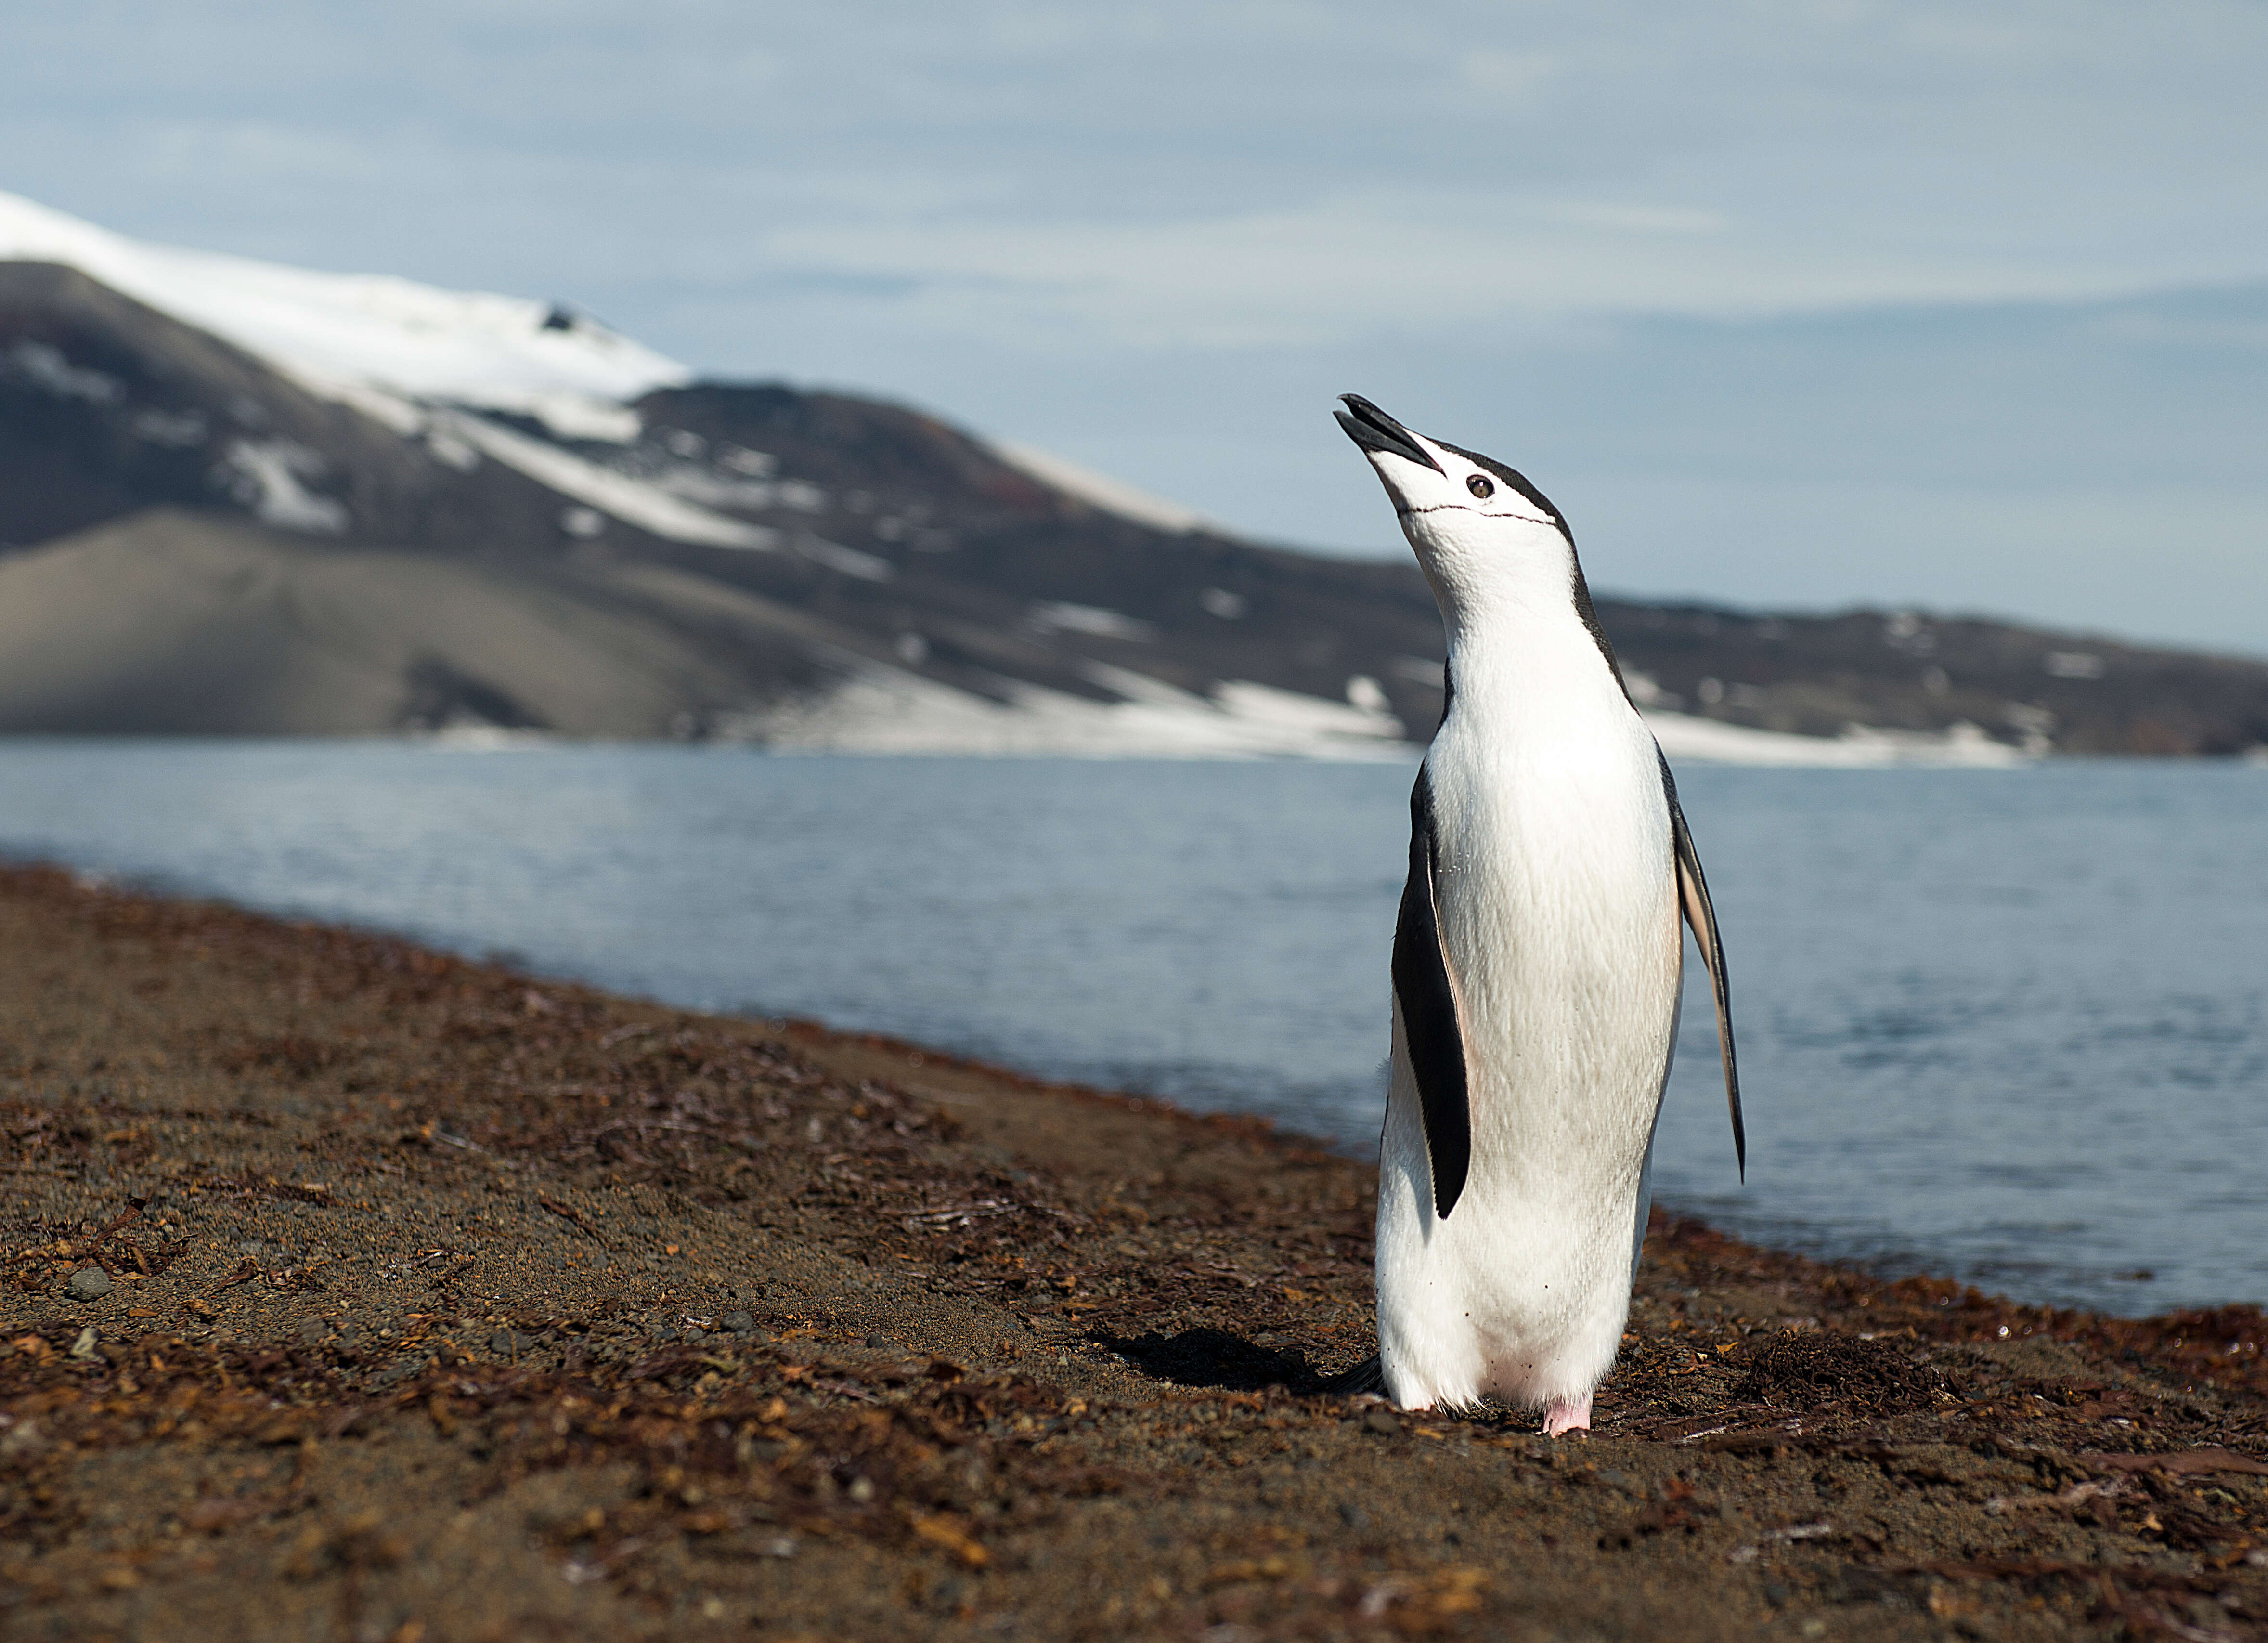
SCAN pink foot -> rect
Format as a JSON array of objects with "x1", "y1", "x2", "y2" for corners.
[{"x1": 1542, "y1": 1394, "x2": 1593, "y2": 1437}]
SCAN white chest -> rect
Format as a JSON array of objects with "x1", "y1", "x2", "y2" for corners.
[{"x1": 1425, "y1": 679, "x2": 1679, "y2": 1055}]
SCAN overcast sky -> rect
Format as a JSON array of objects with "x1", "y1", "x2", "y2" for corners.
[{"x1": 9, "y1": 0, "x2": 2267, "y2": 650}]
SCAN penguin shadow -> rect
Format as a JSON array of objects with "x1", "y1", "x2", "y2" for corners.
[
  {"x1": 1095, "y1": 1327, "x2": 1382, "y2": 1396},
  {"x1": 1097, "y1": 1330, "x2": 1566, "y2": 1433}
]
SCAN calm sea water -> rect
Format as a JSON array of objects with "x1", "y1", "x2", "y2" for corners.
[{"x1": 0, "y1": 741, "x2": 2261, "y2": 1317}]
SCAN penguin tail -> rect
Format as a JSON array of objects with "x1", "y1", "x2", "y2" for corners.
[{"x1": 1321, "y1": 1355, "x2": 1386, "y2": 1395}]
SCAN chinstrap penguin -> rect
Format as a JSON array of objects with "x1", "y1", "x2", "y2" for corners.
[{"x1": 1333, "y1": 394, "x2": 1744, "y2": 1436}]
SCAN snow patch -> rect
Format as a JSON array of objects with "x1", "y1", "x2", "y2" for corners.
[
  {"x1": 751, "y1": 660, "x2": 1412, "y2": 759},
  {"x1": 425, "y1": 725, "x2": 554, "y2": 752},
  {"x1": 991, "y1": 439, "x2": 1216, "y2": 535},
  {"x1": 426, "y1": 430, "x2": 481, "y2": 471},
  {"x1": 437, "y1": 411, "x2": 777, "y2": 550},
  {"x1": 652, "y1": 467, "x2": 778, "y2": 511},
  {"x1": 1646, "y1": 711, "x2": 2027, "y2": 767},
  {"x1": 320, "y1": 379, "x2": 426, "y2": 436},
  {"x1": 793, "y1": 536, "x2": 894, "y2": 581},
  {"x1": 219, "y1": 440, "x2": 349, "y2": 533},
  {"x1": 5, "y1": 340, "x2": 121, "y2": 402},
  {"x1": 1213, "y1": 679, "x2": 1403, "y2": 741},
  {"x1": 1028, "y1": 600, "x2": 1157, "y2": 643},
  {"x1": 523, "y1": 394, "x2": 643, "y2": 443},
  {"x1": 130, "y1": 408, "x2": 207, "y2": 447}
]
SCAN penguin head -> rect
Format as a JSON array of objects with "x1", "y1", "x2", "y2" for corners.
[{"x1": 1334, "y1": 394, "x2": 1575, "y2": 618}]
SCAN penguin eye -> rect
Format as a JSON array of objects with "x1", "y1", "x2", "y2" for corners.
[{"x1": 1466, "y1": 474, "x2": 1495, "y2": 499}]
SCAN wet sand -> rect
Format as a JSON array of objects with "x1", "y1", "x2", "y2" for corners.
[{"x1": 2, "y1": 862, "x2": 2264, "y2": 1642}]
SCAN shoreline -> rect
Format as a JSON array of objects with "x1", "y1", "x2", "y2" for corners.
[
  {"x1": 9, "y1": 832, "x2": 2235, "y2": 1330},
  {"x1": 3, "y1": 862, "x2": 2265, "y2": 1641}
]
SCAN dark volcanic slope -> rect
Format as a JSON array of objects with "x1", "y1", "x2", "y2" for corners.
[
  {"x1": 6, "y1": 257, "x2": 2268, "y2": 751},
  {"x1": 0, "y1": 263, "x2": 573, "y2": 557},
  {"x1": 626, "y1": 383, "x2": 1449, "y2": 719},
  {"x1": 1602, "y1": 600, "x2": 2268, "y2": 757},
  {"x1": 5, "y1": 867, "x2": 2268, "y2": 1641}
]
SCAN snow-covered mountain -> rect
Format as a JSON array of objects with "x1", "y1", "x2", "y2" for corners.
[
  {"x1": 0, "y1": 191, "x2": 683, "y2": 438},
  {"x1": 2, "y1": 193, "x2": 2259, "y2": 758},
  {"x1": 0, "y1": 196, "x2": 1419, "y2": 755}
]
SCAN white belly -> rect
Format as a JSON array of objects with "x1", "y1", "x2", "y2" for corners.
[{"x1": 1374, "y1": 704, "x2": 1683, "y2": 1412}]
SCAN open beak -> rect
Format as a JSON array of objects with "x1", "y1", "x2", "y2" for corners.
[{"x1": 1334, "y1": 394, "x2": 1445, "y2": 475}]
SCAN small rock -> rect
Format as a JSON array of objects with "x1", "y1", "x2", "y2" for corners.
[
  {"x1": 722, "y1": 1310, "x2": 755, "y2": 1334},
  {"x1": 489, "y1": 1330, "x2": 519, "y2": 1356},
  {"x1": 66, "y1": 1267, "x2": 114, "y2": 1303},
  {"x1": 68, "y1": 1327, "x2": 99, "y2": 1360},
  {"x1": 863, "y1": 1332, "x2": 894, "y2": 1351},
  {"x1": 296, "y1": 1319, "x2": 329, "y2": 1349},
  {"x1": 1337, "y1": 1502, "x2": 1368, "y2": 1529},
  {"x1": 1361, "y1": 1408, "x2": 1401, "y2": 1437}
]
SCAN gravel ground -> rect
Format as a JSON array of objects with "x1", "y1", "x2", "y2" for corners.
[{"x1": 3, "y1": 862, "x2": 2266, "y2": 1643}]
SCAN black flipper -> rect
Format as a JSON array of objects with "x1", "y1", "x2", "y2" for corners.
[
  {"x1": 1658, "y1": 752, "x2": 1745, "y2": 1178},
  {"x1": 1395, "y1": 767, "x2": 1472, "y2": 1218}
]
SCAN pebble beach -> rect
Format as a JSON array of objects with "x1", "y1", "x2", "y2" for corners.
[{"x1": 3, "y1": 862, "x2": 2266, "y2": 1642}]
